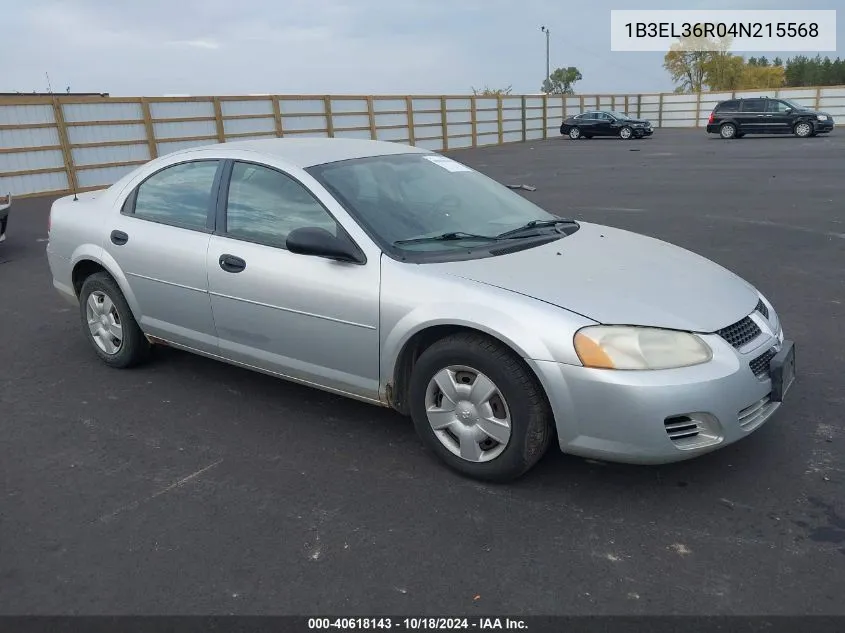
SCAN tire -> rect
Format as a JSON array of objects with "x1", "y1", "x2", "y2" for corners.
[
  {"x1": 794, "y1": 121, "x2": 813, "y2": 138},
  {"x1": 619, "y1": 126, "x2": 634, "y2": 140},
  {"x1": 568, "y1": 127, "x2": 581, "y2": 140},
  {"x1": 720, "y1": 123, "x2": 737, "y2": 139},
  {"x1": 408, "y1": 332, "x2": 553, "y2": 482},
  {"x1": 78, "y1": 272, "x2": 150, "y2": 368}
]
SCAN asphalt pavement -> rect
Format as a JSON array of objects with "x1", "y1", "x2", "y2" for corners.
[{"x1": 1, "y1": 129, "x2": 843, "y2": 616}]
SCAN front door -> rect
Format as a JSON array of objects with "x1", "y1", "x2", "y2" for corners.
[
  {"x1": 766, "y1": 99, "x2": 796, "y2": 133},
  {"x1": 106, "y1": 159, "x2": 222, "y2": 353},
  {"x1": 593, "y1": 112, "x2": 614, "y2": 135},
  {"x1": 206, "y1": 160, "x2": 381, "y2": 401}
]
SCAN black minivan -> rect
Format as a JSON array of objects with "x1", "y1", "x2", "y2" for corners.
[{"x1": 706, "y1": 97, "x2": 834, "y2": 139}]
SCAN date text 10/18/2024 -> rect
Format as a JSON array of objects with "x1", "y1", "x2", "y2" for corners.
[
  {"x1": 624, "y1": 22, "x2": 819, "y2": 39},
  {"x1": 307, "y1": 618, "x2": 528, "y2": 630}
]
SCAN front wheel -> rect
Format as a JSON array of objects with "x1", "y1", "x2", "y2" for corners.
[
  {"x1": 794, "y1": 121, "x2": 813, "y2": 138},
  {"x1": 568, "y1": 127, "x2": 581, "y2": 140},
  {"x1": 408, "y1": 332, "x2": 553, "y2": 482},
  {"x1": 619, "y1": 126, "x2": 634, "y2": 140}
]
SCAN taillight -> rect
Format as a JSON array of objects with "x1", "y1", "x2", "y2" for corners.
[{"x1": 708, "y1": 111, "x2": 715, "y2": 124}]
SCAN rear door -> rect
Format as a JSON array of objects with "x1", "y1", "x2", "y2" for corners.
[
  {"x1": 739, "y1": 98, "x2": 768, "y2": 133},
  {"x1": 107, "y1": 159, "x2": 223, "y2": 353}
]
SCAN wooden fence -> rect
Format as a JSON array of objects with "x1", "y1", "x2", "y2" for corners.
[{"x1": 1, "y1": 85, "x2": 844, "y2": 199}]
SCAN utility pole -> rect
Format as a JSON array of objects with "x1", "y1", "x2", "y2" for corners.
[{"x1": 540, "y1": 26, "x2": 550, "y2": 91}]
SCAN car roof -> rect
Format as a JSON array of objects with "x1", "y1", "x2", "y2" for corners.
[{"x1": 165, "y1": 137, "x2": 432, "y2": 169}]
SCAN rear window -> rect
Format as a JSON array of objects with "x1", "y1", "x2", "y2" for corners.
[{"x1": 716, "y1": 100, "x2": 739, "y2": 112}]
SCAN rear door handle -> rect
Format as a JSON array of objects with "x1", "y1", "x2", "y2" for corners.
[
  {"x1": 110, "y1": 230, "x2": 128, "y2": 246},
  {"x1": 219, "y1": 254, "x2": 246, "y2": 273}
]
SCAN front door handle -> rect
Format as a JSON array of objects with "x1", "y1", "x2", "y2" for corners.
[
  {"x1": 219, "y1": 254, "x2": 246, "y2": 273},
  {"x1": 110, "y1": 230, "x2": 129, "y2": 246}
]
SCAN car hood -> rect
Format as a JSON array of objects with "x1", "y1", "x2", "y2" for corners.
[
  {"x1": 623, "y1": 118, "x2": 651, "y2": 125},
  {"x1": 428, "y1": 222, "x2": 759, "y2": 333}
]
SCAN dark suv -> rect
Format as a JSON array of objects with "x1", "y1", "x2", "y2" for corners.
[{"x1": 706, "y1": 97, "x2": 834, "y2": 139}]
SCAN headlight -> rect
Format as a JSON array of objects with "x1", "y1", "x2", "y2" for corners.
[
  {"x1": 817, "y1": 115, "x2": 829, "y2": 121},
  {"x1": 573, "y1": 325, "x2": 713, "y2": 370}
]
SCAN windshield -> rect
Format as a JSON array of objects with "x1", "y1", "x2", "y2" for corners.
[
  {"x1": 306, "y1": 153, "x2": 569, "y2": 259},
  {"x1": 608, "y1": 111, "x2": 633, "y2": 120}
]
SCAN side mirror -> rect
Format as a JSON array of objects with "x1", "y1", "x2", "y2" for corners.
[
  {"x1": 785, "y1": 108, "x2": 793, "y2": 114},
  {"x1": 286, "y1": 226, "x2": 364, "y2": 264}
]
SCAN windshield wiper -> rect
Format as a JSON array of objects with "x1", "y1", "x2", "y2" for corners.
[
  {"x1": 494, "y1": 218, "x2": 577, "y2": 239},
  {"x1": 393, "y1": 231, "x2": 501, "y2": 246}
]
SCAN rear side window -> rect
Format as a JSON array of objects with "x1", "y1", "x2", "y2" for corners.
[
  {"x1": 741, "y1": 99, "x2": 766, "y2": 112},
  {"x1": 716, "y1": 101, "x2": 739, "y2": 112},
  {"x1": 129, "y1": 160, "x2": 220, "y2": 230}
]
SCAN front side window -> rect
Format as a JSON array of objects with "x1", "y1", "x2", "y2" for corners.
[
  {"x1": 767, "y1": 100, "x2": 794, "y2": 113},
  {"x1": 307, "y1": 153, "x2": 571, "y2": 259},
  {"x1": 131, "y1": 160, "x2": 220, "y2": 229},
  {"x1": 224, "y1": 161, "x2": 338, "y2": 248}
]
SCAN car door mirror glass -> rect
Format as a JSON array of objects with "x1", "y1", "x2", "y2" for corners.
[{"x1": 286, "y1": 226, "x2": 362, "y2": 263}]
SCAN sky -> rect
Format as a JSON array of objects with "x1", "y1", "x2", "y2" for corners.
[{"x1": 2, "y1": 0, "x2": 843, "y2": 97}]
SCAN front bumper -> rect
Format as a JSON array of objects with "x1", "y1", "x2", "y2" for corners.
[
  {"x1": 527, "y1": 326, "x2": 791, "y2": 465},
  {"x1": 632, "y1": 126, "x2": 653, "y2": 136},
  {"x1": 814, "y1": 119, "x2": 834, "y2": 132}
]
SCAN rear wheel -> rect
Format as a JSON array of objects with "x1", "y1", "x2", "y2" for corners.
[
  {"x1": 408, "y1": 332, "x2": 553, "y2": 482},
  {"x1": 794, "y1": 121, "x2": 813, "y2": 137},
  {"x1": 720, "y1": 123, "x2": 737, "y2": 139},
  {"x1": 78, "y1": 272, "x2": 150, "y2": 368}
]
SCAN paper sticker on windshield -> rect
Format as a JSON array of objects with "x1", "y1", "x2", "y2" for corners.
[{"x1": 423, "y1": 155, "x2": 473, "y2": 172}]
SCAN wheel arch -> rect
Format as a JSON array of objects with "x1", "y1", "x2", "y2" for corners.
[
  {"x1": 70, "y1": 245, "x2": 142, "y2": 320},
  {"x1": 384, "y1": 319, "x2": 553, "y2": 416}
]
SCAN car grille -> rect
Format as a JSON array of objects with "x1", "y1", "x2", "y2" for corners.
[
  {"x1": 750, "y1": 346, "x2": 777, "y2": 378},
  {"x1": 717, "y1": 316, "x2": 761, "y2": 349},
  {"x1": 755, "y1": 299, "x2": 769, "y2": 319}
]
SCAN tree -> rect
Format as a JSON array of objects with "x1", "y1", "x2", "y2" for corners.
[
  {"x1": 540, "y1": 67, "x2": 582, "y2": 94},
  {"x1": 703, "y1": 54, "x2": 745, "y2": 90},
  {"x1": 772, "y1": 57, "x2": 784, "y2": 67},
  {"x1": 663, "y1": 27, "x2": 733, "y2": 93},
  {"x1": 471, "y1": 85, "x2": 513, "y2": 96},
  {"x1": 741, "y1": 64, "x2": 785, "y2": 88}
]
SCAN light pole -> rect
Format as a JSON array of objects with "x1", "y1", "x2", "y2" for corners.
[{"x1": 540, "y1": 26, "x2": 550, "y2": 91}]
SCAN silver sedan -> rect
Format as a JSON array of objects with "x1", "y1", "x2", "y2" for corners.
[{"x1": 46, "y1": 138, "x2": 796, "y2": 481}]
